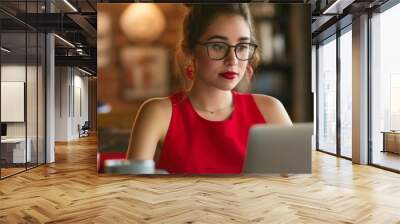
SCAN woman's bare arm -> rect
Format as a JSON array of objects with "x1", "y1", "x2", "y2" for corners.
[
  {"x1": 126, "y1": 98, "x2": 171, "y2": 160},
  {"x1": 252, "y1": 94, "x2": 293, "y2": 125}
]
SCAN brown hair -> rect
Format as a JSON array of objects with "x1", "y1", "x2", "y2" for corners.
[{"x1": 175, "y1": 3, "x2": 260, "y2": 90}]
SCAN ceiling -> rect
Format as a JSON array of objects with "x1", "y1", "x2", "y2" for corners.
[
  {"x1": 0, "y1": 0, "x2": 97, "y2": 74},
  {"x1": 309, "y1": 0, "x2": 390, "y2": 43}
]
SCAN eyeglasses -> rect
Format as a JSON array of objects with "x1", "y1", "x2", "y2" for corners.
[{"x1": 197, "y1": 42, "x2": 258, "y2": 61}]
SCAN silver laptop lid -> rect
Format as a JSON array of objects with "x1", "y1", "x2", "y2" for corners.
[{"x1": 243, "y1": 123, "x2": 313, "y2": 174}]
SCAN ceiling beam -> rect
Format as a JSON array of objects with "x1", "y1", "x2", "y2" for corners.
[
  {"x1": 55, "y1": 55, "x2": 96, "y2": 71},
  {"x1": 67, "y1": 13, "x2": 97, "y2": 39}
]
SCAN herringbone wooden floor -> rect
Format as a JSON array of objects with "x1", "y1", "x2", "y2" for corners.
[{"x1": 1, "y1": 135, "x2": 400, "y2": 223}]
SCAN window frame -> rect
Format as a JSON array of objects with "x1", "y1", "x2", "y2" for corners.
[
  {"x1": 315, "y1": 19, "x2": 353, "y2": 161},
  {"x1": 368, "y1": 0, "x2": 400, "y2": 173}
]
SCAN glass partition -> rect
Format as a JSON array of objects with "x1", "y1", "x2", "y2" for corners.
[
  {"x1": 27, "y1": 30, "x2": 38, "y2": 169},
  {"x1": 1, "y1": 30, "x2": 28, "y2": 177},
  {"x1": 0, "y1": 1, "x2": 46, "y2": 179}
]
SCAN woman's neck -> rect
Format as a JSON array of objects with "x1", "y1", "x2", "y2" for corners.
[{"x1": 188, "y1": 83, "x2": 233, "y2": 111}]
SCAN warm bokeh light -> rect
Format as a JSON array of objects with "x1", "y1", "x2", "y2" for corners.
[{"x1": 119, "y1": 3, "x2": 166, "y2": 43}]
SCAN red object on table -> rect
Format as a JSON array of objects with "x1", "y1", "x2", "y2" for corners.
[{"x1": 97, "y1": 152, "x2": 126, "y2": 173}]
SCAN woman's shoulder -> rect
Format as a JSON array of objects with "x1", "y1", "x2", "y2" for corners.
[
  {"x1": 250, "y1": 93, "x2": 292, "y2": 124},
  {"x1": 136, "y1": 97, "x2": 172, "y2": 136},
  {"x1": 234, "y1": 91, "x2": 280, "y2": 103},
  {"x1": 250, "y1": 94, "x2": 282, "y2": 108},
  {"x1": 139, "y1": 90, "x2": 189, "y2": 117},
  {"x1": 140, "y1": 97, "x2": 171, "y2": 114},
  {"x1": 234, "y1": 91, "x2": 283, "y2": 113}
]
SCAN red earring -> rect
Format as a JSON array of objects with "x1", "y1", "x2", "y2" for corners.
[{"x1": 186, "y1": 65, "x2": 194, "y2": 80}]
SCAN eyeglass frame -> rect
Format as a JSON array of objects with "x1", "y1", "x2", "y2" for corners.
[{"x1": 196, "y1": 41, "x2": 258, "y2": 61}]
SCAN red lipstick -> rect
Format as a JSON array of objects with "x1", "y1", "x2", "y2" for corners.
[{"x1": 219, "y1": 71, "x2": 238, "y2": 80}]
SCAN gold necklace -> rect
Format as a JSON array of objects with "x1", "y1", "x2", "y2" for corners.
[{"x1": 190, "y1": 97, "x2": 233, "y2": 114}]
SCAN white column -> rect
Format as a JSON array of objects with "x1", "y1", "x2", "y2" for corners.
[
  {"x1": 352, "y1": 14, "x2": 369, "y2": 164},
  {"x1": 312, "y1": 45, "x2": 317, "y2": 150},
  {"x1": 46, "y1": 1, "x2": 56, "y2": 163},
  {"x1": 46, "y1": 33, "x2": 55, "y2": 163}
]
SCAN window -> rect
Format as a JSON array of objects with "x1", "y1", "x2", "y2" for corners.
[
  {"x1": 339, "y1": 28, "x2": 352, "y2": 158},
  {"x1": 317, "y1": 36, "x2": 337, "y2": 154},
  {"x1": 371, "y1": 2, "x2": 400, "y2": 171}
]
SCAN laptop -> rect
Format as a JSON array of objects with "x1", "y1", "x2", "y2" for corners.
[{"x1": 243, "y1": 123, "x2": 313, "y2": 174}]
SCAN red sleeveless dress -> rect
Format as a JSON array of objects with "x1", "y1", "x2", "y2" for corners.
[{"x1": 156, "y1": 91, "x2": 266, "y2": 174}]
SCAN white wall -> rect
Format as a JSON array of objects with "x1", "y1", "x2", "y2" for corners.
[
  {"x1": 1, "y1": 65, "x2": 26, "y2": 81},
  {"x1": 1, "y1": 64, "x2": 46, "y2": 164},
  {"x1": 1, "y1": 65, "x2": 36, "y2": 138},
  {"x1": 55, "y1": 67, "x2": 69, "y2": 141},
  {"x1": 55, "y1": 67, "x2": 89, "y2": 141}
]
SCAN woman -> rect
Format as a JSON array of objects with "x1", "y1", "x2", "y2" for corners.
[{"x1": 126, "y1": 4, "x2": 292, "y2": 174}]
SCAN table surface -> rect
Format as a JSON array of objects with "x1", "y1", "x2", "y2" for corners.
[
  {"x1": 1, "y1": 138, "x2": 28, "y2": 143},
  {"x1": 381, "y1": 131, "x2": 400, "y2": 134}
]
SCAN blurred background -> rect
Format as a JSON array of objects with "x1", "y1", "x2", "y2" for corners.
[{"x1": 97, "y1": 3, "x2": 312, "y2": 156}]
